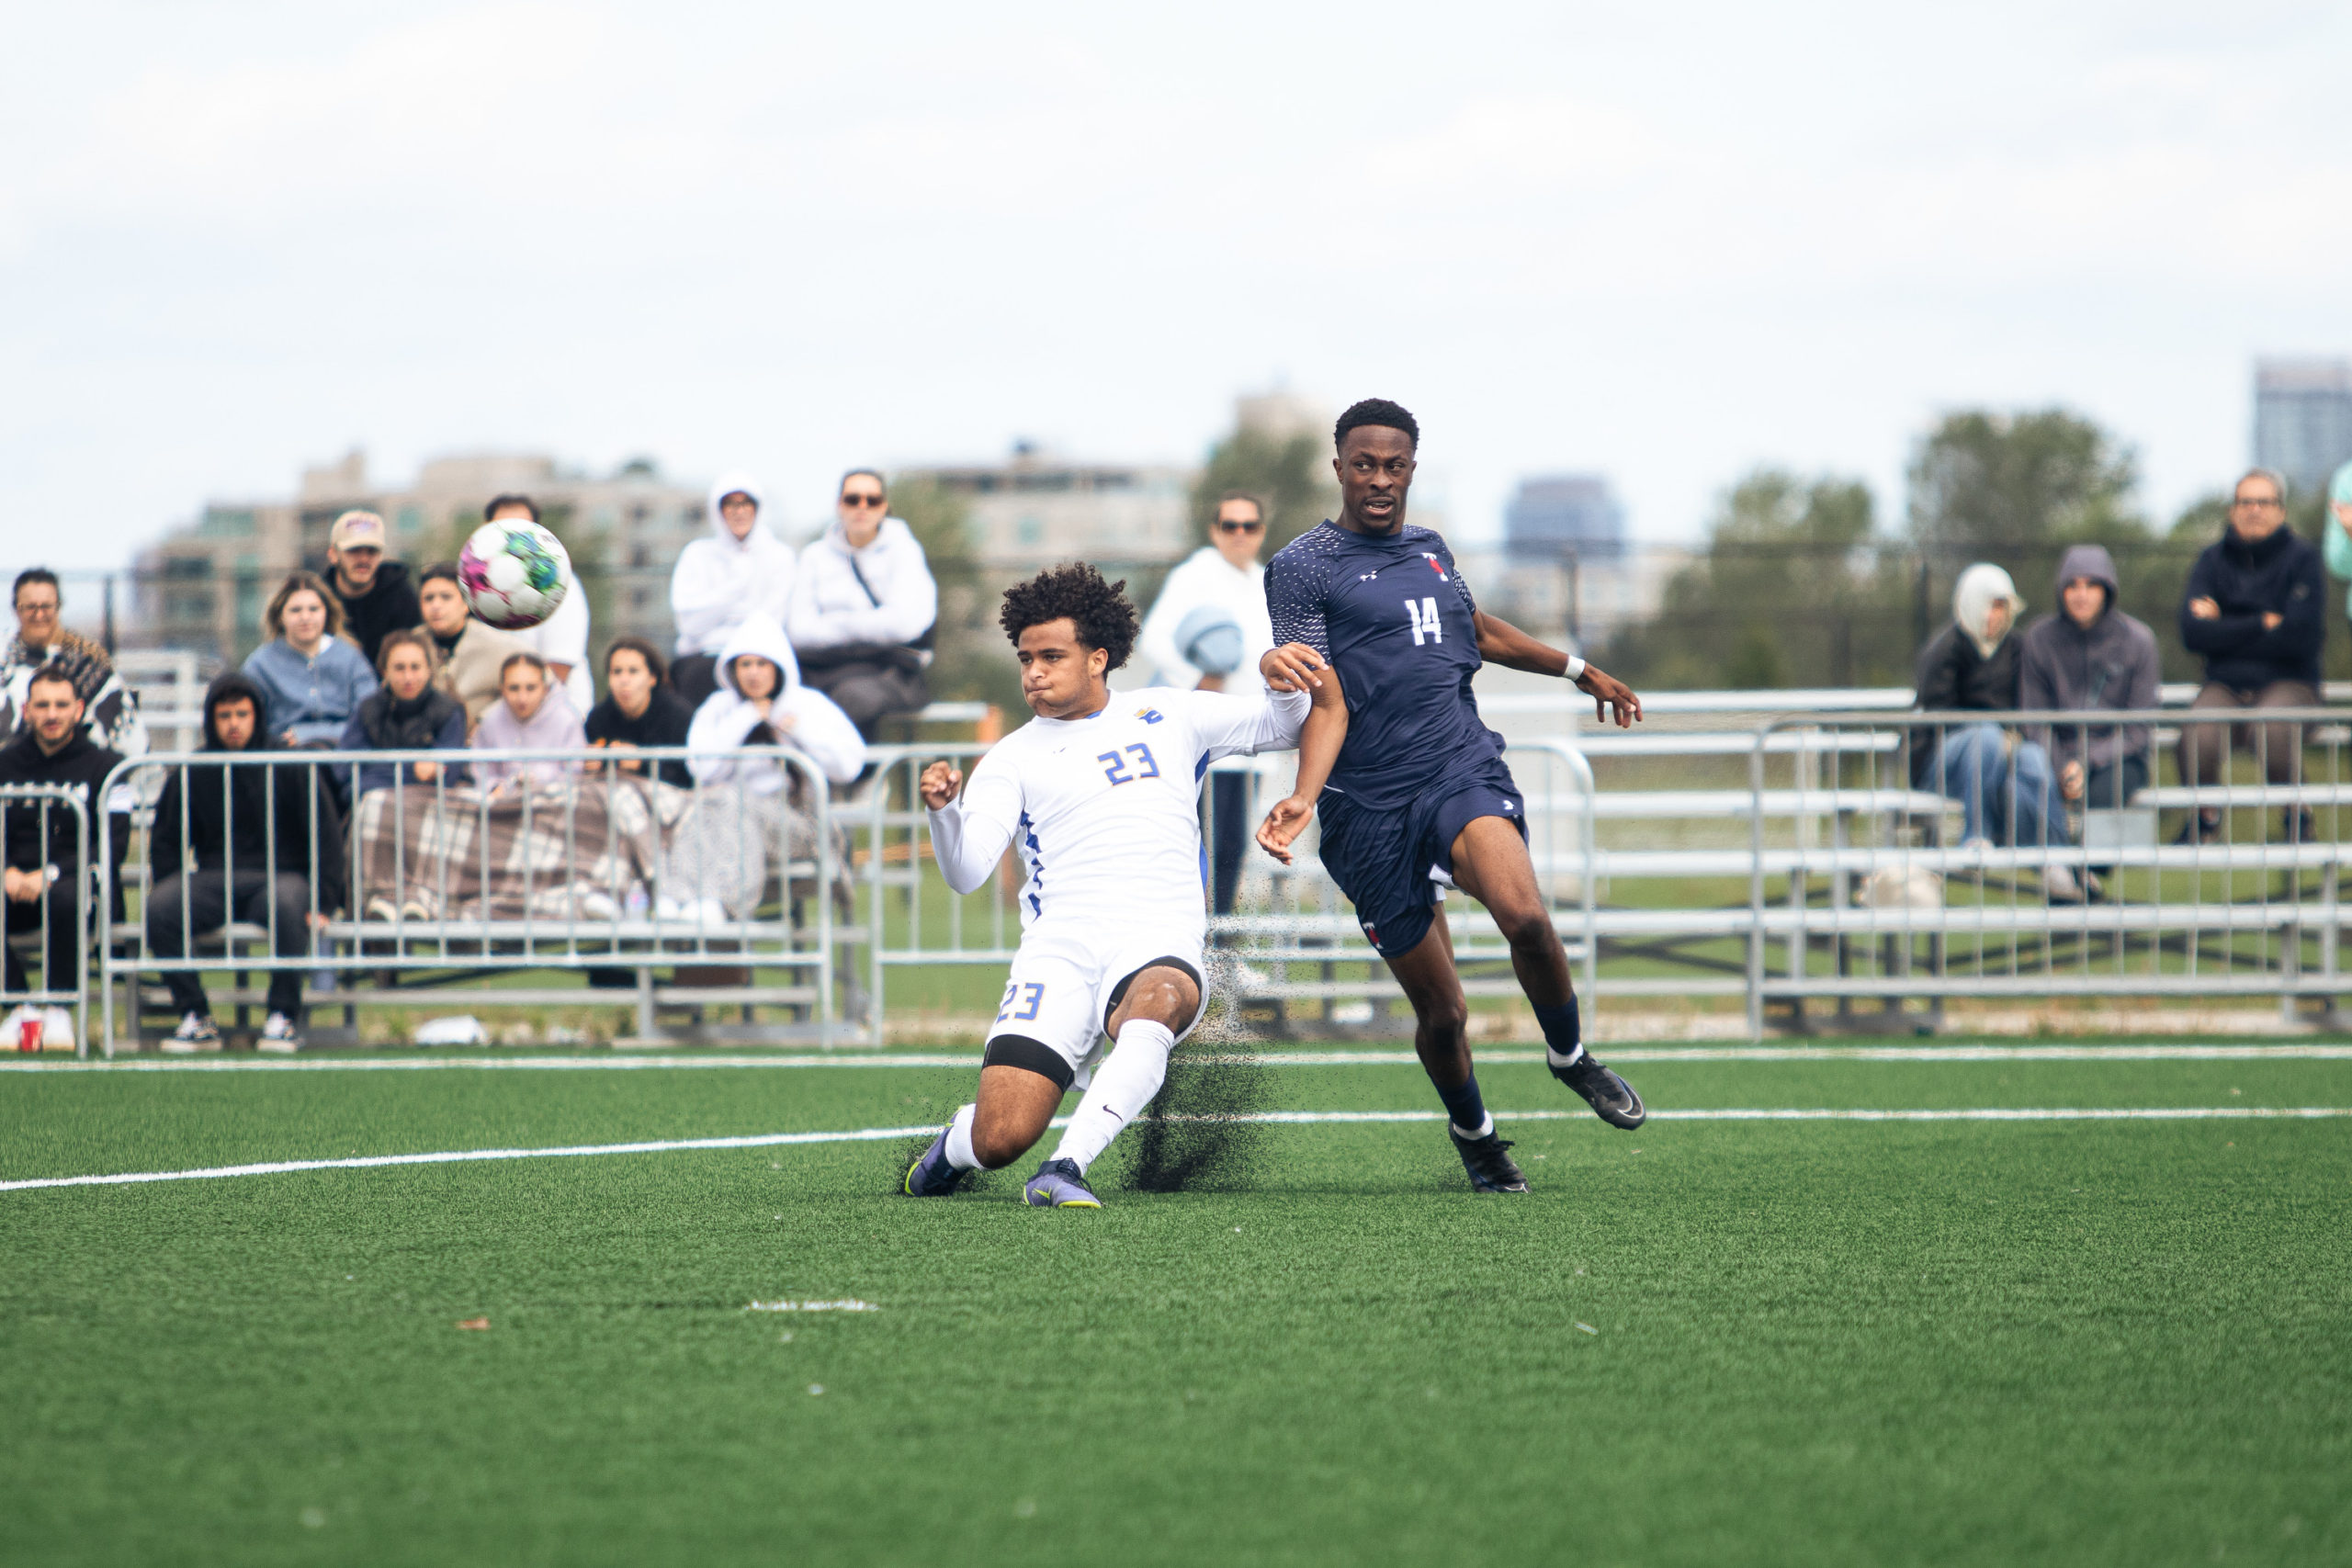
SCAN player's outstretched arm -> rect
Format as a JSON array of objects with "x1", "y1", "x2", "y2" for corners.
[
  {"x1": 1472, "y1": 611, "x2": 1643, "y2": 728},
  {"x1": 1255, "y1": 657, "x2": 1346, "y2": 866}
]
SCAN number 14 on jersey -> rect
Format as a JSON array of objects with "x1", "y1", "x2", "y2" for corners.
[{"x1": 1406, "y1": 596, "x2": 1444, "y2": 646}]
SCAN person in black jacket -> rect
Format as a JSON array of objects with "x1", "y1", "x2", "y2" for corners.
[
  {"x1": 0, "y1": 667, "x2": 125, "y2": 998},
  {"x1": 148, "y1": 672, "x2": 346, "y2": 1053},
  {"x1": 1911, "y1": 562, "x2": 2064, "y2": 848},
  {"x1": 583, "y1": 637, "x2": 695, "y2": 788},
  {"x1": 2177, "y1": 468, "x2": 2325, "y2": 840},
  {"x1": 322, "y1": 509, "x2": 424, "y2": 669}
]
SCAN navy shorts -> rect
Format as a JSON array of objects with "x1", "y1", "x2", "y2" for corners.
[{"x1": 1316, "y1": 758, "x2": 1527, "y2": 959}]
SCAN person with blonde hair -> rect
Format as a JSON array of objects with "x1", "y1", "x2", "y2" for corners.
[{"x1": 241, "y1": 570, "x2": 378, "y2": 748}]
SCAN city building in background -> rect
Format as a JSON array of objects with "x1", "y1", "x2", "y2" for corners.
[
  {"x1": 902, "y1": 442, "x2": 1193, "y2": 574},
  {"x1": 136, "y1": 451, "x2": 706, "y2": 662},
  {"x1": 1504, "y1": 474, "x2": 1627, "y2": 563},
  {"x1": 2253, "y1": 358, "x2": 2352, "y2": 498}
]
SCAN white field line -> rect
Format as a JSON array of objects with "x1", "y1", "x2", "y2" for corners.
[
  {"x1": 7, "y1": 1043, "x2": 2352, "y2": 1074},
  {"x1": 5, "y1": 1106, "x2": 2347, "y2": 1194}
]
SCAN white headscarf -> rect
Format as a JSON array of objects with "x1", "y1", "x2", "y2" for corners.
[{"x1": 1951, "y1": 563, "x2": 2024, "y2": 659}]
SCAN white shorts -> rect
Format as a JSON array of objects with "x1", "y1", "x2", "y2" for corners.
[{"x1": 981, "y1": 919, "x2": 1206, "y2": 1090}]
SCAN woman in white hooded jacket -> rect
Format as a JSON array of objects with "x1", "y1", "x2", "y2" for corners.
[
  {"x1": 685, "y1": 612, "x2": 866, "y2": 791},
  {"x1": 787, "y1": 468, "x2": 939, "y2": 739},
  {"x1": 669, "y1": 471, "x2": 797, "y2": 707},
  {"x1": 667, "y1": 614, "x2": 864, "y2": 921}
]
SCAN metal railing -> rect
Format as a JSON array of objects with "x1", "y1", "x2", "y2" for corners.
[
  {"x1": 94, "y1": 745, "x2": 845, "y2": 1055},
  {"x1": 21, "y1": 694, "x2": 2352, "y2": 1053}
]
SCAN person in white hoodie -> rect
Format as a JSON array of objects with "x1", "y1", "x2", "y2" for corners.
[
  {"x1": 669, "y1": 471, "x2": 796, "y2": 709},
  {"x1": 1136, "y1": 491, "x2": 1279, "y2": 914},
  {"x1": 669, "y1": 613, "x2": 864, "y2": 920},
  {"x1": 787, "y1": 468, "x2": 939, "y2": 739}
]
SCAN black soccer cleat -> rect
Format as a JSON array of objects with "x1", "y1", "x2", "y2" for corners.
[
  {"x1": 1550, "y1": 1049, "x2": 1645, "y2": 1130},
  {"x1": 1449, "y1": 1124, "x2": 1529, "y2": 1193}
]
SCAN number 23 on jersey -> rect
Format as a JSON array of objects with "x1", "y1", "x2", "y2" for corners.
[{"x1": 1097, "y1": 743, "x2": 1159, "y2": 785}]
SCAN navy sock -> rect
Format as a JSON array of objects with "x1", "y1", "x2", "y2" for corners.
[
  {"x1": 1435, "y1": 1073, "x2": 1489, "y2": 1137},
  {"x1": 1534, "y1": 997, "x2": 1582, "y2": 1065}
]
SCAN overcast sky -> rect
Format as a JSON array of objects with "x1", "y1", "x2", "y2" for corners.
[{"x1": 6, "y1": 0, "x2": 2349, "y2": 572}]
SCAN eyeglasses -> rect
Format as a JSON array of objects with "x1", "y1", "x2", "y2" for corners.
[
  {"x1": 15, "y1": 600, "x2": 59, "y2": 615},
  {"x1": 1216, "y1": 519, "x2": 1265, "y2": 534},
  {"x1": 2233, "y1": 496, "x2": 2283, "y2": 510},
  {"x1": 841, "y1": 493, "x2": 886, "y2": 509}
]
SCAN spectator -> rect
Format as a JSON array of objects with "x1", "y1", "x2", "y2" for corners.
[
  {"x1": 585, "y1": 637, "x2": 695, "y2": 787},
  {"x1": 322, "y1": 510, "x2": 422, "y2": 669},
  {"x1": 2177, "y1": 467, "x2": 2324, "y2": 842},
  {"x1": 0, "y1": 667, "x2": 126, "y2": 1002},
  {"x1": 471, "y1": 651, "x2": 585, "y2": 794},
  {"x1": 148, "y1": 672, "x2": 345, "y2": 1054},
  {"x1": 787, "y1": 469, "x2": 938, "y2": 739},
  {"x1": 686, "y1": 613, "x2": 865, "y2": 791},
  {"x1": 671, "y1": 613, "x2": 861, "y2": 921},
  {"x1": 670, "y1": 472, "x2": 795, "y2": 708},
  {"x1": 338, "y1": 630, "x2": 467, "y2": 799},
  {"x1": 1912, "y1": 562, "x2": 2064, "y2": 851},
  {"x1": 1137, "y1": 490, "x2": 1279, "y2": 915},
  {"x1": 2319, "y1": 457, "x2": 2352, "y2": 635},
  {"x1": 2018, "y1": 544, "x2": 2161, "y2": 900},
  {"x1": 0, "y1": 568, "x2": 147, "y2": 755},
  {"x1": 481, "y1": 494, "x2": 594, "y2": 719},
  {"x1": 414, "y1": 561, "x2": 529, "y2": 734},
  {"x1": 243, "y1": 571, "x2": 378, "y2": 748}
]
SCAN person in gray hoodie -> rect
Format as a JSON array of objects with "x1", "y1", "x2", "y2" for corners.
[{"x1": 2018, "y1": 544, "x2": 2162, "y2": 899}]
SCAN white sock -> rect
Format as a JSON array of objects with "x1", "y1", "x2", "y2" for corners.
[
  {"x1": 944, "y1": 1102, "x2": 980, "y2": 1170},
  {"x1": 1547, "y1": 1044, "x2": 1586, "y2": 1070},
  {"x1": 1453, "y1": 1112, "x2": 1495, "y2": 1140},
  {"x1": 1050, "y1": 1020, "x2": 1175, "y2": 1173}
]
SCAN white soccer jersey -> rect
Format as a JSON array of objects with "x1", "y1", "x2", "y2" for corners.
[{"x1": 928, "y1": 685, "x2": 1310, "y2": 935}]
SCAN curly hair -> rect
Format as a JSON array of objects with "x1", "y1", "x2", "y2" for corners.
[
  {"x1": 998, "y1": 561, "x2": 1138, "y2": 671},
  {"x1": 1335, "y1": 397, "x2": 1419, "y2": 450}
]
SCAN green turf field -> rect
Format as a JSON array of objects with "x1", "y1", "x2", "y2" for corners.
[{"x1": 5, "y1": 1047, "x2": 2348, "y2": 1566}]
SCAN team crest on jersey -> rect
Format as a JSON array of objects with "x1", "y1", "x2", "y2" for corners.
[
  {"x1": 1419, "y1": 553, "x2": 1449, "y2": 580},
  {"x1": 1134, "y1": 707, "x2": 1163, "y2": 724}
]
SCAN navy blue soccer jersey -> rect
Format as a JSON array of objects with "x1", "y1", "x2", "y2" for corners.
[{"x1": 1264, "y1": 520, "x2": 1503, "y2": 811}]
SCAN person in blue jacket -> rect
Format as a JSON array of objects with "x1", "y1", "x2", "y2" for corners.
[
  {"x1": 2177, "y1": 468, "x2": 2324, "y2": 842},
  {"x1": 243, "y1": 572, "x2": 378, "y2": 748}
]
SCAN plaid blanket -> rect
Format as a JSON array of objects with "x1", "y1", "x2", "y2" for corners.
[
  {"x1": 352, "y1": 777, "x2": 848, "y2": 921},
  {"x1": 353, "y1": 778, "x2": 662, "y2": 920}
]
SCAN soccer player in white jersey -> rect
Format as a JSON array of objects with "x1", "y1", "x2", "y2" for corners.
[{"x1": 904, "y1": 562, "x2": 1340, "y2": 1208}]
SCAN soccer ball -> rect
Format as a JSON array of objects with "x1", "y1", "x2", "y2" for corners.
[{"x1": 458, "y1": 520, "x2": 571, "y2": 630}]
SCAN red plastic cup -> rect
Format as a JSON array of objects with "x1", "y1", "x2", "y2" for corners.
[{"x1": 17, "y1": 1017, "x2": 40, "y2": 1053}]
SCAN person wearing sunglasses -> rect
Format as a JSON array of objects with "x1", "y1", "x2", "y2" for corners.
[
  {"x1": 786, "y1": 468, "x2": 939, "y2": 740},
  {"x1": 1137, "y1": 491, "x2": 1279, "y2": 916}
]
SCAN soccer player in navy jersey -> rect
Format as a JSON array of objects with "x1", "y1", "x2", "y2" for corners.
[{"x1": 1255, "y1": 398, "x2": 1646, "y2": 1193}]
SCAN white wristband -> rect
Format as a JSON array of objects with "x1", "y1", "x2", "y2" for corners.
[{"x1": 1563, "y1": 656, "x2": 1587, "y2": 682}]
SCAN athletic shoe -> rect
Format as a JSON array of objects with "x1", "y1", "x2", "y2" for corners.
[
  {"x1": 2041, "y1": 863, "x2": 2085, "y2": 904},
  {"x1": 902, "y1": 1127, "x2": 968, "y2": 1197},
  {"x1": 366, "y1": 897, "x2": 401, "y2": 922},
  {"x1": 256, "y1": 1012, "x2": 303, "y2": 1055},
  {"x1": 1550, "y1": 1048, "x2": 1646, "y2": 1130},
  {"x1": 2173, "y1": 810, "x2": 2222, "y2": 846},
  {"x1": 1448, "y1": 1124, "x2": 1528, "y2": 1193},
  {"x1": 1023, "y1": 1157, "x2": 1102, "y2": 1209},
  {"x1": 160, "y1": 1012, "x2": 220, "y2": 1055}
]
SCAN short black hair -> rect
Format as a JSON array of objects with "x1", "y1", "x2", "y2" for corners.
[
  {"x1": 485, "y1": 493, "x2": 539, "y2": 523},
  {"x1": 420, "y1": 560, "x2": 462, "y2": 590},
  {"x1": 13, "y1": 568, "x2": 60, "y2": 605},
  {"x1": 1335, "y1": 398, "x2": 1419, "y2": 451},
  {"x1": 999, "y1": 562, "x2": 1137, "y2": 671},
  {"x1": 25, "y1": 665, "x2": 78, "y2": 697}
]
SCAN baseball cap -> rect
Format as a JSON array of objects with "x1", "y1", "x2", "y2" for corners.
[{"x1": 330, "y1": 510, "x2": 388, "y2": 550}]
